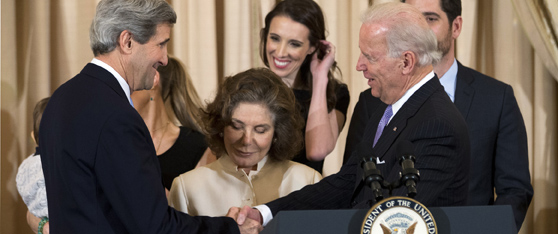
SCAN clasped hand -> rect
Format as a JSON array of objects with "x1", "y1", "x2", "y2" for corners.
[{"x1": 227, "y1": 206, "x2": 263, "y2": 234}]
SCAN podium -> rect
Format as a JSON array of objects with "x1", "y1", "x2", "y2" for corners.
[{"x1": 261, "y1": 205, "x2": 515, "y2": 234}]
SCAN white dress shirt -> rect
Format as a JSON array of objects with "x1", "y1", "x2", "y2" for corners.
[{"x1": 438, "y1": 58, "x2": 458, "y2": 102}]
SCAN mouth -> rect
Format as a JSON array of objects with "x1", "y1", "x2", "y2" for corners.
[
  {"x1": 366, "y1": 77, "x2": 375, "y2": 86},
  {"x1": 235, "y1": 149, "x2": 253, "y2": 157},
  {"x1": 273, "y1": 57, "x2": 290, "y2": 69}
]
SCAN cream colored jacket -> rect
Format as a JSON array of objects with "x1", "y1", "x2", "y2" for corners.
[{"x1": 168, "y1": 155, "x2": 322, "y2": 216}]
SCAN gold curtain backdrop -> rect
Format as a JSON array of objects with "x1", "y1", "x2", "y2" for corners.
[{"x1": 1, "y1": 0, "x2": 556, "y2": 233}]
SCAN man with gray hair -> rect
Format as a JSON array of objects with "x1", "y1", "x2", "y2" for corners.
[
  {"x1": 345, "y1": 0, "x2": 532, "y2": 231},
  {"x1": 39, "y1": 0, "x2": 260, "y2": 233},
  {"x1": 230, "y1": 2, "x2": 471, "y2": 227}
]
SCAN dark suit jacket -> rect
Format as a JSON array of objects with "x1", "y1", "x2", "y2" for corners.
[
  {"x1": 344, "y1": 61, "x2": 533, "y2": 230},
  {"x1": 266, "y1": 76, "x2": 470, "y2": 214},
  {"x1": 40, "y1": 63, "x2": 239, "y2": 234}
]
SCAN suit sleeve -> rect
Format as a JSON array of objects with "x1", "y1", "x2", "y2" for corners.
[
  {"x1": 405, "y1": 119, "x2": 470, "y2": 206},
  {"x1": 96, "y1": 112, "x2": 238, "y2": 234},
  {"x1": 492, "y1": 85, "x2": 533, "y2": 230},
  {"x1": 266, "y1": 154, "x2": 360, "y2": 215}
]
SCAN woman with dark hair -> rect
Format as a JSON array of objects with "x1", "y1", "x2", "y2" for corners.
[
  {"x1": 168, "y1": 68, "x2": 321, "y2": 216},
  {"x1": 261, "y1": 0, "x2": 350, "y2": 173},
  {"x1": 132, "y1": 55, "x2": 213, "y2": 191}
]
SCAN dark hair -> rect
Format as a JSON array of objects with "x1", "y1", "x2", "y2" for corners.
[
  {"x1": 33, "y1": 97, "x2": 50, "y2": 145},
  {"x1": 440, "y1": 0, "x2": 462, "y2": 25},
  {"x1": 202, "y1": 68, "x2": 304, "y2": 161},
  {"x1": 260, "y1": 0, "x2": 341, "y2": 112},
  {"x1": 401, "y1": 0, "x2": 462, "y2": 25},
  {"x1": 157, "y1": 55, "x2": 203, "y2": 132},
  {"x1": 90, "y1": 0, "x2": 177, "y2": 56}
]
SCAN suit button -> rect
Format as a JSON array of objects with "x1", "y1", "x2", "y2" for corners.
[{"x1": 351, "y1": 200, "x2": 357, "y2": 206}]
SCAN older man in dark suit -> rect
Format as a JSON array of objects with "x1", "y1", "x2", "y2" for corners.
[
  {"x1": 230, "y1": 2, "x2": 471, "y2": 226},
  {"x1": 345, "y1": 0, "x2": 533, "y2": 231},
  {"x1": 39, "y1": 1, "x2": 260, "y2": 233}
]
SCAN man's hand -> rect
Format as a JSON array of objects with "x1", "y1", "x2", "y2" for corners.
[
  {"x1": 238, "y1": 217, "x2": 262, "y2": 234},
  {"x1": 227, "y1": 206, "x2": 263, "y2": 225},
  {"x1": 227, "y1": 206, "x2": 263, "y2": 234}
]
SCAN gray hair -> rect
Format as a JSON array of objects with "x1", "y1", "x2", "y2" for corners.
[
  {"x1": 361, "y1": 2, "x2": 441, "y2": 66},
  {"x1": 90, "y1": 0, "x2": 177, "y2": 56}
]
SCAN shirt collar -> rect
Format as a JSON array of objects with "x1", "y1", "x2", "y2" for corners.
[
  {"x1": 219, "y1": 154, "x2": 269, "y2": 175},
  {"x1": 438, "y1": 58, "x2": 458, "y2": 102},
  {"x1": 389, "y1": 71, "x2": 436, "y2": 124},
  {"x1": 90, "y1": 58, "x2": 133, "y2": 106}
]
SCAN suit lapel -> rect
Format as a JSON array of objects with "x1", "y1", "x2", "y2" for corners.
[
  {"x1": 80, "y1": 63, "x2": 129, "y2": 103},
  {"x1": 454, "y1": 61, "x2": 475, "y2": 120},
  {"x1": 351, "y1": 76, "x2": 443, "y2": 203},
  {"x1": 373, "y1": 76, "x2": 442, "y2": 161},
  {"x1": 353, "y1": 103, "x2": 386, "y2": 193}
]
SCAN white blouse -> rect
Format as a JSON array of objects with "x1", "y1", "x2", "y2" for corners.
[
  {"x1": 169, "y1": 155, "x2": 322, "y2": 216},
  {"x1": 16, "y1": 153, "x2": 48, "y2": 218}
]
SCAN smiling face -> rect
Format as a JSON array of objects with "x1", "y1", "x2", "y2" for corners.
[
  {"x1": 127, "y1": 23, "x2": 171, "y2": 91},
  {"x1": 265, "y1": 15, "x2": 315, "y2": 83},
  {"x1": 356, "y1": 23, "x2": 407, "y2": 105},
  {"x1": 223, "y1": 102, "x2": 275, "y2": 173}
]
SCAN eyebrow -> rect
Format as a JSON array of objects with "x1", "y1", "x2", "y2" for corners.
[
  {"x1": 269, "y1": 33, "x2": 304, "y2": 44},
  {"x1": 231, "y1": 119, "x2": 271, "y2": 128},
  {"x1": 422, "y1": 12, "x2": 441, "y2": 18},
  {"x1": 232, "y1": 119, "x2": 244, "y2": 124},
  {"x1": 159, "y1": 38, "x2": 171, "y2": 46}
]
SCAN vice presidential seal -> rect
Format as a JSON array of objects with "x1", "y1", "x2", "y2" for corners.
[{"x1": 361, "y1": 196, "x2": 436, "y2": 234}]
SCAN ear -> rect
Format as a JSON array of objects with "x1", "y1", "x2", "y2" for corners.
[
  {"x1": 118, "y1": 30, "x2": 134, "y2": 54},
  {"x1": 308, "y1": 45, "x2": 316, "y2": 55},
  {"x1": 152, "y1": 71, "x2": 161, "y2": 89},
  {"x1": 451, "y1": 16, "x2": 463, "y2": 40},
  {"x1": 400, "y1": 51, "x2": 415, "y2": 75}
]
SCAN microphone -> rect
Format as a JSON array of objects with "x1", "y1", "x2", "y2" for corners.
[
  {"x1": 398, "y1": 140, "x2": 420, "y2": 198},
  {"x1": 358, "y1": 144, "x2": 384, "y2": 202}
]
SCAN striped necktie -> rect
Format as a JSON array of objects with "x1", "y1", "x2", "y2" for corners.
[{"x1": 373, "y1": 105, "x2": 393, "y2": 147}]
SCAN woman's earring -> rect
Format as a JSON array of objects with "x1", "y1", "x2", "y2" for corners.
[
  {"x1": 273, "y1": 138, "x2": 277, "y2": 143},
  {"x1": 219, "y1": 132, "x2": 223, "y2": 137},
  {"x1": 150, "y1": 97, "x2": 153, "y2": 101}
]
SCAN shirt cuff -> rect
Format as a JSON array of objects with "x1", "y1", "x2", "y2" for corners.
[{"x1": 254, "y1": 204, "x2": 273, "y2": 226}]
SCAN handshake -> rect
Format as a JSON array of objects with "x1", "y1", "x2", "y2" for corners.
[{"x1": 226, "y1": 206, "x2": 264, "y2": 234}]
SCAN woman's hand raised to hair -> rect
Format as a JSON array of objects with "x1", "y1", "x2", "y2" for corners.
[{"x1": 310, "y1": 40, "x2": 336, "y2": 84}]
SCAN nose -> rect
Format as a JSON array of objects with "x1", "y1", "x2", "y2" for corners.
[
  {"x1": 160, "y1": 50, "x2": 169, "y2": 67},
  {"x1": 241, "y1": 130, "x2": 252, "y2": 146},
  {"x1": 356, "y1": 53, "x2": 366, "y2": 72},
  {"x1": 276, "y1": 42, "x2": 287, "y2": 57}
]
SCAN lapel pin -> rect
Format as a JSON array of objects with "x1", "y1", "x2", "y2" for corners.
[{"x1": 393, "y1": 127, "x2": 397, "y2": 131}]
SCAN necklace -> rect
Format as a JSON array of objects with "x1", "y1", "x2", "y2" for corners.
[
  {"x1": 153, "y1": 122, "x2": 169, "y2": 132},
  {"x1": 155, "y1": 122, "x2": 170, "y2": 154}
]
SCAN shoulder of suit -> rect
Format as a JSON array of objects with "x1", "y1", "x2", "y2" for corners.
[{"x1": 459, "y1": 64, "x2": 511, "y2": 89}]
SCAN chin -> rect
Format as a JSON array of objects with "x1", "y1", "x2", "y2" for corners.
[{"x1": 271, "y1": 69, "x2": 290, "y2": 79}]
